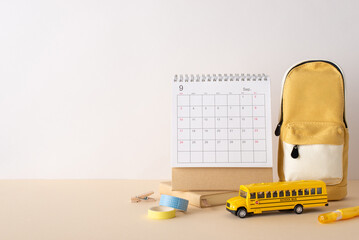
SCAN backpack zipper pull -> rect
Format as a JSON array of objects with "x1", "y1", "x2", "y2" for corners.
[
  {"x1": 291, "y1": 145, "x2": 299, "y2": 159},
  {"x1": 274, "y1": 121, "x2": 282, "y2": 136}
]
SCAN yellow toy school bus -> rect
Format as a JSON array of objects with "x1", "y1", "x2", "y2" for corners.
[{"x1": 226, "y1": 180, "x2": 328, "y2": 218}]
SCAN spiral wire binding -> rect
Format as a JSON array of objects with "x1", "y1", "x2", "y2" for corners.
[{"x1": 174, "y1": 74, "x2": 268, "y2": 82}]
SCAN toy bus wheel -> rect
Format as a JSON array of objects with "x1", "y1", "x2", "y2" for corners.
[
  {"x1": 294, "y1": 204, "x2": 303, "y2": 214},
  {"x1": 236, "y1": 208, "x2": 247, "y2": 218}
]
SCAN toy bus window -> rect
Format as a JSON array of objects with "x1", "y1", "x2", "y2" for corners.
[
  {"x1": 292, "y1": 190, "x2": 297, "y2": 196},
  {"x1": 298, "y1": 189, "x2": 303, "y2": 195},
  {"x1": 311, "y1": 188, "x2": 316, "y2": 194},
  {"x1": 304, "y1": 189, "x2": 309, "y2": 195},
  {"x1": 240, "y1": 190, "x2": 247, "y2": 198},
  {"x1": 279, "y1": 190, "x2": 284, "y2": 197},
  {"x1": 317, "y1": 187, "x2": 322, "y2": 194},
  {"x1": 266, "y1": 191, "x2": 271, "y2": 198},
  {"x1": 250, "y1": 193, "x2": 256, "y2": 199},
  {"x1": 285, "y1": 190, "x2": 290, "y2": 196},
  {"x1": 272, "y1": 191, "x2": 278, "y2": 197},
  {"x1": 258, "y1": 192, "x2": 264, "y2": 199}
]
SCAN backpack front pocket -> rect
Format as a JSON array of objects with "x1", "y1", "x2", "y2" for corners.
[{"x1": 281, "y1": 122, "x2": 345, "y2": 185}]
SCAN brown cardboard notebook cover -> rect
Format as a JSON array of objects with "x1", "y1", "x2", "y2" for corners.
[
  {"x1": 159, "y1": 181, "x2": 238, "y2": 208},
  {"x1": 172, "y1": 167, "x2": 273, "y2": 191}
]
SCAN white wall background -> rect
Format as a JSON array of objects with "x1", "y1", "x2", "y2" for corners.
[{"x1": 0, "y1": 0, "x2": 358, "y2": 179}]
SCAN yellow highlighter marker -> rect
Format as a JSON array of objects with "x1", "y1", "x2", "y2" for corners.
[{"x1": 318, "y1": 206, "x2": 359, "y2": 223}]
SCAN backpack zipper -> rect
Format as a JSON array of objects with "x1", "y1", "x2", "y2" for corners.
[
  {"x1": 274, "y1": 60, "x2": 347, "y2": 137},
  {"x1": 291, "y1": 145, "x2": 299, "y2": 159},
  {"x1": 274, "y1": 121, "x2": 282, "y2": 136}
]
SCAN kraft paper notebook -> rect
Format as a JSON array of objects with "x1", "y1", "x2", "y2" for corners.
[
  {"x1": 159, "y1": 181, "x2": 238, "y2": 208},
  {"x1": 172, "y1": 74, "x2": 273, "y2": 190}
]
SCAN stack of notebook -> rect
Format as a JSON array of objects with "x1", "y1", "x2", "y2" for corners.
[{"x1": 159, "y1": 181, "x2": 238, "y2": 208}]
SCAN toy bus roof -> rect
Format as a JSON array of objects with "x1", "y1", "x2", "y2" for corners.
[{"x1": 241, "y1": 180, "x2": 325, "y2": 192}]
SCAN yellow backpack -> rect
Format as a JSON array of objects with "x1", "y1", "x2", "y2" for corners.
[{"x1": 275, "y1": 60, "x2": 348, "y2": 200}]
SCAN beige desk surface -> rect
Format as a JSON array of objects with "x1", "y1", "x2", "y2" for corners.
[{"x1": 0, "y1": 180, "x2": 358, "y2": 240}]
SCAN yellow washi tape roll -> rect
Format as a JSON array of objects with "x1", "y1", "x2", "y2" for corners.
[{"x1": 148, "y1": 206, "x2": 176, "y2": 220}]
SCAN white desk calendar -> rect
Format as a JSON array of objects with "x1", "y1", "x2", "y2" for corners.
[{"x1": 172, "y1": 74, "x2": 272, "y2": 167}]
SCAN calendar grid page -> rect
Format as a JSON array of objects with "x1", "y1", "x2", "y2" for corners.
[{"x1": 172, "y1": 75, "x2": 272, "y2": 167}]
